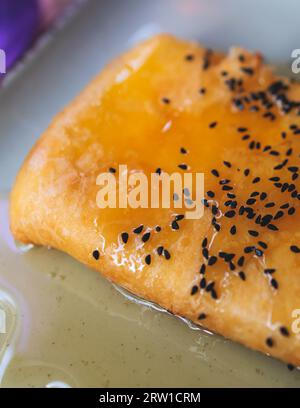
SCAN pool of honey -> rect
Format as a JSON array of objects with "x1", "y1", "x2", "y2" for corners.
[{"x1": 0, "y1": 192, "x2": 300, "y2": 387}]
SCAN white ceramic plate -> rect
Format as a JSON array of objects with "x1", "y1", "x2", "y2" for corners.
[{"x1": 0, "y1": 0, "x2": 300, "y2": 387}]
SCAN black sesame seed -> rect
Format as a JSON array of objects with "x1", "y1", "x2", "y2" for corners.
[
  {"x1": 237, "y1": 127, "x2": 248, "y2": 132},
  {"x1": 185, "y1": 53, "x2": 195, "y2": 61},
  {"x1": 288, "y1": 184, "x2": 296, "y2": 192},
  {"x1": 290, "y1": 245, "x2": 300, "y2": 253},
  {"x1": 252, "y1": 177, "x2": 261, "y2": 184},
  {"x1": 238, "y1": 271, "x2": 246, "y2": 281},
  {"x1": 260, "y1": 192, "x2": 267, "y2": 200},
  {"x1": 155, "y1": 167, "x2": 162, "y2": 175},
  {"x1": 178, "y1": 163, "x2": 188, "y2": 170},
  {"x1": 191, "y1": 285, "x2": 198, "y2": 295},
  {"x1": 248, "y1": 230, "x2": 259, "y2": 237},
  {"x1": 270, "y1": 278, "x2": 279, "y2": 289},
  {"x1": 142, "y1": 232, "x2": 151, "y2": 243},
  {"x1": 205, "y1": 281, "x2": 215, "y2": 292},
  {"x1": 265, "y1": 202, "x2": 275, "y2": 208},
  {"x1": 108, "y1": 167, "x2": 116, "y2": 173},
  {"x1": 230, "y1": 225, "x2": 237, "y2": 235},
  {"x1": 237, "y1": 256, "x2": 245, "y2": 267},
  {"x1": 183, "y1": 187, "x2": 189, "y2": 196},
  {"x1": 223, "y1": 161, "x2": 232, "y2": 168},
  {"x1": 211, "y1": 169, "x2": 219, "y2": 177},
  {"x1": 207, "y1": 190, "x2": 215, "y2": 198},
  {"x1": 285, "y1": 147, "x2": 293, "y2": 156},
  {"x1": 209, "y1": 121, "x2": 218, "y2": 128},
  {"x1": 225, "y1": 210, "x2": 236, "y2": 218},
  {"x1": 155, "y1": 225, "x2": 161, "y2": 232},
  {"x1": 211, "y1": 289, "x2": 218, "y2": 300},
  {"x1": 287, "y1": 364, "x2": 295, "y2": 371},
  {"x1": 121, "y1": 232, "x2": 129, "y2": 244},
  {"x1": 213, "y1": 222, "x2": 221, "y2": 232},
  {"x1": 202, "y1": 50, "x2": 212, "y2": 70},
  {"x1": 92, "y1": 250, "x2": 100, "y2": 260},
  {"x1": 157, "y1": 246, "x2": 164, "y2": 256},
  {"x1": 145, "y1": 254, "x2": 151, "y2": 265},
  {"x1": 200, "y1": 277, "x2": 207, "y2": 289},
  {"x1": 199, "y1": 87, "x2": 206, "y2": 95},
  {"x1": 200, "y1": 264, "x2": 206, "y2": 274},
  {"x1": 223, "y1": 253, "x2": 235, "y2": 262},
  {"x1": 288, "y1": 207, "x2": 296, "y2": 215},
  {"x1": 244, "y1": 246, "x2": 255, "y2": 254},
  {"x1": 244, "y1": 168, "x2": 250, "y2": 176},
  {"x1": 202, "y1": 237, "x2": 208, "y2": 248},
  {"x1": 279, "y1": 326, "x2": 290, "y2": 337},
  {"x1": 264, "y1": 268, "x2": 276, "y2": 274},
  {"x1": 162, "y1": 97, "x2": 170, "y2": 104},
  {"x1": 232, "y1": 97, "x2": 244, "y2": 110},
  {"x1": 202, "y1": 198, "x2": 209, "y2": 207},
  {"x1": 164, "y1": 249, "x2": 171, "y2": 260},
  {"x1": 202, "y1": 248, "x2": 209, "y2": 259},
  {"x1": 222, "y1": 185, "x2": 233, "y2": 191},
  {"x1": 280, "y1": 203, "x2": 289, "y2": 209},
  {"x1": 261, "y1": 214, "x2": 273, "y2": 226},
  {"x1": 133, "y1": 225, "x2": 143, "y2": 234},
  {"x1": 266, "y1": 337, "x2": 274, "y2": 347},
  {"x1": 211, "y1": 205, "x2": 218, "y2": 215},
  {"x1": 258, "y1": 241, "x2": 268, "y2": 249},
  {"x1": 255, "y1": 248, "x2": 263, "y2": 257},
  {"x1": 274, "y1": 210, "x2": 284, "y2": 220},
  {"x1": 220, "y1": 178, "x2": 230, "y2": 185},
  {"x1": 240, "y1": 67, "x2": 254, "y2": 75},
  {"x1": 171, "y1": 220, "x2": 179, "y2": 230},
  {"x1": 208, "y1": 256, "x2": 217, "y2": 266},
  {"x1": 249, "y1": 140, "x2": 255, "y2": 150},
  {"x1": 180, "y1": 147, "x2": 187, "y2": 154},
  {"x1": 198, "y1": 313, "x2": 207, "y2": 320}
]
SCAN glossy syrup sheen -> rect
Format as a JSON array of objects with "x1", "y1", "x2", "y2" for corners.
[
  {"x1": 2, "y1": 34, "x2": 299, "y2": 385},
  {"x1": 9, "y1": 35, "x2": 300, "y2": 367},
  {"x1": 0, "y1": 194, "x2": 300, "y2": 387}
]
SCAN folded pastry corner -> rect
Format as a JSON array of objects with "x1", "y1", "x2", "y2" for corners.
[{"x1": 10, "y1": 34, "x2": 300, "y2": 367}]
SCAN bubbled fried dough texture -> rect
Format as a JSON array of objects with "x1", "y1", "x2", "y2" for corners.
[{"x1": 10, "y1": 35, "x2": 300, "y2": 366}]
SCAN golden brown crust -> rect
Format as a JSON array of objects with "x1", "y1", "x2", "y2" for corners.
[{"x1": 10, "y1": 34, "x2": 300, "y2": 367}]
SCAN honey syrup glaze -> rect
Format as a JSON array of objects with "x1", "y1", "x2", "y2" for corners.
[{"x1": 9, "y1": 36, "x2": 300, "y2": 367}]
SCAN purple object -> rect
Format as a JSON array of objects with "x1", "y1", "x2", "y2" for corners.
[
  {"x1": 0, "y1": 0, "x2": 39, "y2": 71},
  {"x1": 0, "y1": 0, "x2": 77, "y2": 77}
]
